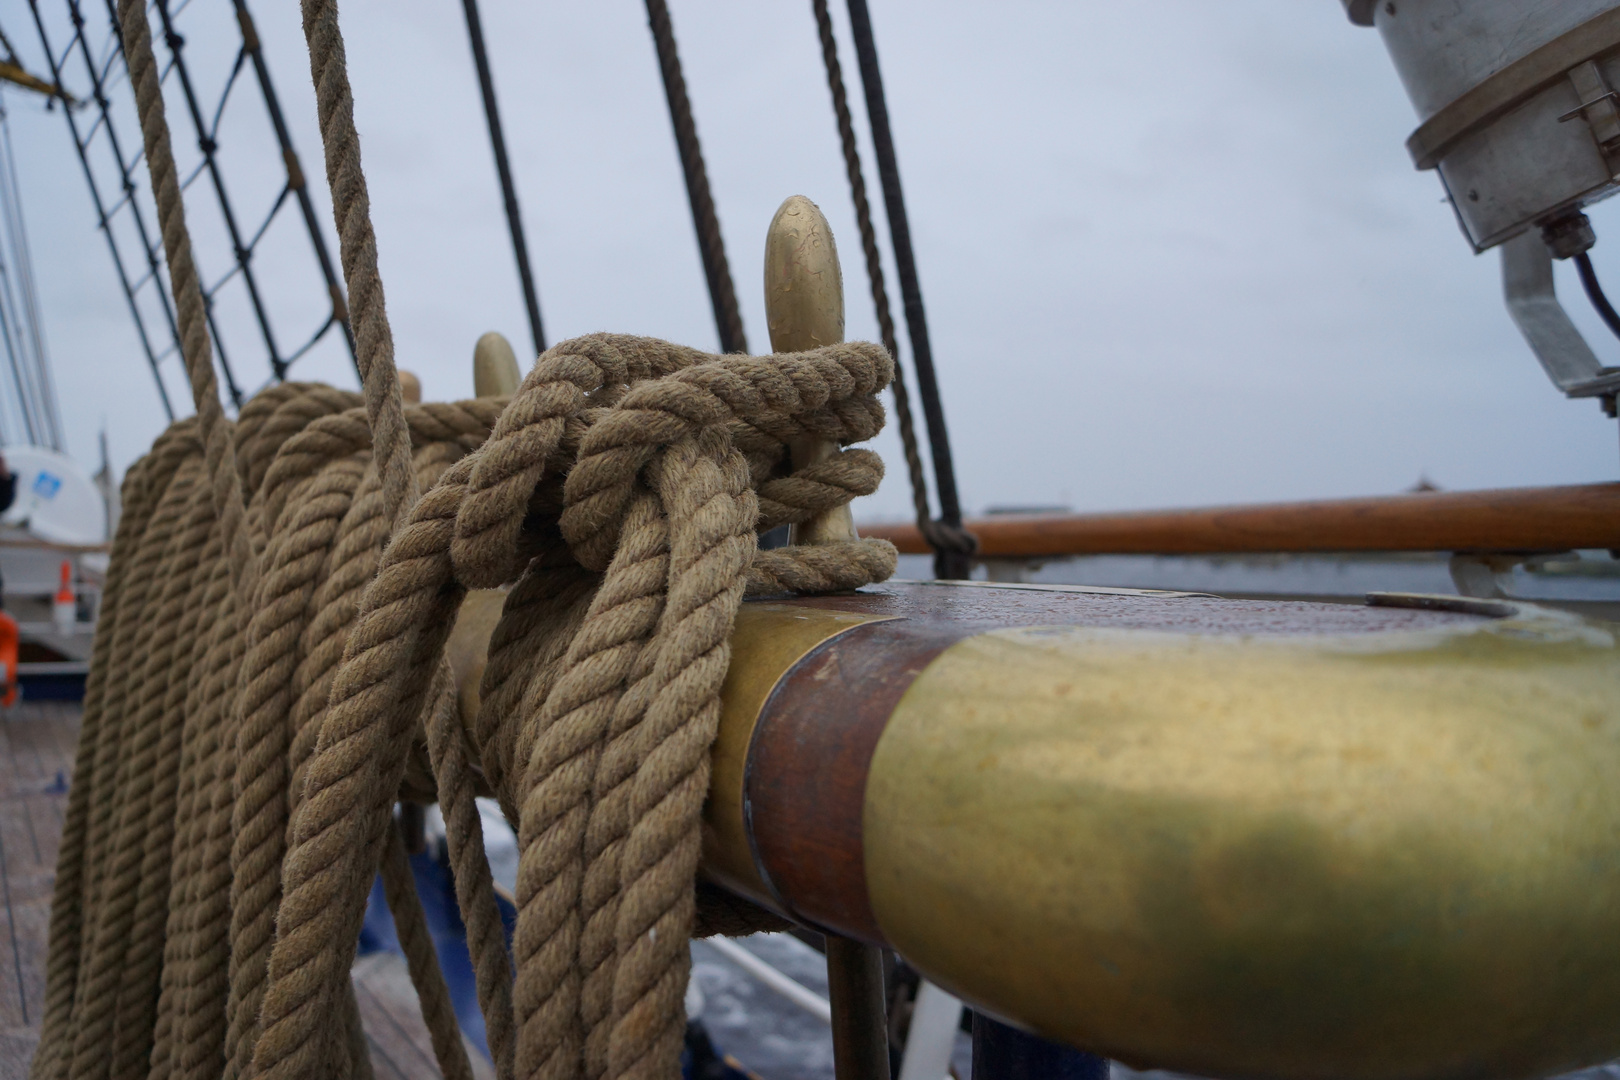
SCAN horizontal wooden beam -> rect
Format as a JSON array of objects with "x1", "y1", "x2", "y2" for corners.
[{"x1": 859, "y1": 483, "x2": 1620, "y2": 558}]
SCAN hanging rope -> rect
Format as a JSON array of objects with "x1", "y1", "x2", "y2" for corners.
[
  {"x1": 809, "y1": 0, "x2": 952, "y2": 570},
  {"x1": 460, "y1": 0, "x2": 547, "y2": 359},
  {"x1": 644, "y1": 0, "x2": 749, "y2": 356},
  {"x1": 31, "y1": 5, "x2": 900, "y2": 1080},
  {"x1": 838, "y1": 0, "x2": 976, "y2": 578}
]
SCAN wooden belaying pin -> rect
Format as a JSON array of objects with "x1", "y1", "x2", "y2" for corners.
[
  {"x1": 764, "y1": 195, "x2": 860, "y2": 547},
  {"x1": 765, "y1": 194, "x2": 889, "y2": 1080},
  {"x1": 473, "y1": 330, "x2": 522, "y2": 397}
]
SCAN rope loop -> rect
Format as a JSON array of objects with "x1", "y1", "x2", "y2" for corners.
[
  {"x1": 919, "y1": 516, "x2": 980, "y2": 557},
  {"x1": 449, "y1": 334, "x2": 897, "y2": 589}
]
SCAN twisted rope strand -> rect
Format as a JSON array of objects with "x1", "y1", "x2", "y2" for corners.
[
  {"x1": 299, "y1": 0, "x2": 418, "y2": 537},
  {"x1": 115, "y1": 0, "x2": 259, "y2": 601}
]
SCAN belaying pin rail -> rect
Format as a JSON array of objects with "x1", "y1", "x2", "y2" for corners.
[{"x1": 438, "y1": 197, "x2": 1620, "y2": 1080}]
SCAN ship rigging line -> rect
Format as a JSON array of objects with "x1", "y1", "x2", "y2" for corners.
[
  {"x1": 148, "y1": 0, "x2": 267, "y2": 403},
  {"x1": 27, "y1": 0, "x2": 176, "y2": 420},
  {"x1": 842, "y1": 0, "x2": 975, "y2": 579},
  {"x1": 230, "y1": 0, "x2": 359, "y2": 380},
  {"x1": 0, "y1": 100, "x2": 58, "y2": 448},
  {"x1": 0, "y1": 101, "x2": 64, "y2": 449},
  {"x1": 812, "y1": 0, "x2": 969, "y2": 580},
  {"x1": 645, "y1": 0, "x2": 749, "y2": 355},
  {"x1": 460, "y1": 0, "x2": 546, "y2": 359}
]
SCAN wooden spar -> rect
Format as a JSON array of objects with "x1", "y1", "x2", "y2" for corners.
[{"x1": 860, "y1": 482, "x2": 1620, "y2": 557}]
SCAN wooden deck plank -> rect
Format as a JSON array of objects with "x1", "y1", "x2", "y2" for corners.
[
  {"x1": 0, "y1": 1028, "x2": 39, "y2": 1080},
  {"x1": 22, "y1": 797, "x2": 57, "y2": 872},
  {"x1": 1, "y1": 819, "x2": 32, "y2": 1036},
  {"x1": 1, "y1": 704, "x2": 77, "y2": 1075},
  {"x1": 351, "y1": 952, "x2": 494, "y2": 1080},
  {"x1": 0, "y1": 703, "x2": 499, "y2": 1080}
]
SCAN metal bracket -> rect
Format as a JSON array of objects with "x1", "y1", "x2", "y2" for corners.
[
  {"x1": 1501, "y1": 230, "x2": 1620, "y2": 402},
  {"x1": 1447, "y1": 552, "x2": 1579, "y2": 600},
  {"x1": 1565, "y1": 60, "x2": 1620, "y2": 172}
]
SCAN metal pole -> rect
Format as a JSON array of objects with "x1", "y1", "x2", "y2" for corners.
[
  {"x1": 843, "y1": 0, "x2": 971, "y2": 578},
  {"x1": 825, "y1": 936, "x2": 889, "y2": 1080},
  {"x1": 460, "y1": 0, "x2": 546, "y2": 359}
]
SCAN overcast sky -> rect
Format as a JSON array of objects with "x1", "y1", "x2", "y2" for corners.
[{"x1": 4, "y1": 0, "x2": 1620, "y2": 520}]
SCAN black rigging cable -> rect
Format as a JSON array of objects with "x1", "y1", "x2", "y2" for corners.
[
  {"x1": 811, "y1": 0, "x2": 943, "y2": 572},
  {"x1": 460, "y1": 0, "x2": 546, "y2": 358},
  {"x1": 1574, "y1": 252, "x2": 1620, "y2": 345},
  {"x1": 31, "y1": 0, "x2": 358, "y2": 418},
  {"x1": 842, "y1": 0, "x2": 974, "y2": 578},
  {"x1": 29, "y1": 0, "x2": 176, "y2": 420},
  {"x1": 230, "y1": 0, "x2": 358, "y2": 379},
  {"x1": 151, "y1": 0, "x2": 272, "y2": 400},
  {"x1": 644, "y1": 0, "x2": 748, "y2": 355},
  {"x1": 0, "y1": 100, "x2": 63, "y2": 448}
]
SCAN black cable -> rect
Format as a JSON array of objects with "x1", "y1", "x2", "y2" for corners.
[
  {"x1": 147, "y1": 0, "x2": 260, "y2": 402},
  {"x1": 28, "y1": 0, "x2": 174, "y2": 420},
  {"x1": 811, "y1": 0, "x2": 941, "y2": 566},
  {"x1": 231, "y1": 0, "x2": 360, "y2": 381},
  {"x1": 1574, "y1": 252, "x2": 1620, "y2": 344},
  {"x1": 644, "y1": 0, "x2": 748, "y2": 355},
  {"x1": 843, "y1": 0, "x2": 973, "y2": 578},
  {"x1": 460, "y1": 0, "x2": 546, "y2": 359}
]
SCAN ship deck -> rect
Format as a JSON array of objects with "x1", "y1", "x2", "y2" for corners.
[{"x1": 0, "y1": 703, "x2": 486, "y2": 1080}]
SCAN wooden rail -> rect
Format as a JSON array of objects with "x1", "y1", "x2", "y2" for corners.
[{"x1": 858, "y1": 483, "x2": 1620, "y2": 558}]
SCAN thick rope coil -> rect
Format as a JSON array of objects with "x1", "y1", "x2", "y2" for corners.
[
  {"x1": 34, "y1": 6, "x2": 898, "y2": 1080},
  {"x1": 33, "y1": 336, "x2": 896, "y2": 1080}
]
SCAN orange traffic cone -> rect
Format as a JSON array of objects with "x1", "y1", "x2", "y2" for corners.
[{"x1": 53, "y1": 560, "x2": 75, "y2": 638}]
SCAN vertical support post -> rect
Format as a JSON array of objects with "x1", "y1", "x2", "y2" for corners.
[
  {"x1": 826, "y1": 936, "x2": 891, "y2": 1080},
  {"x1": 971, "y1": 1013, "x2": 1108, "y2": 1080}
]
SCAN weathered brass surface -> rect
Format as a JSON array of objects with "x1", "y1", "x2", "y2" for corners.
[
  {"x1": 702, "y1": 602, "x2": 887, "y2": 907},
  {"x1": 764, "y1": 194, "x2": 858, "y2": 548},
  {"x1": 764, "y1": 194, "x2": 844, "y2": 355},
  {"x1": 474, "y1": 330, "x2": 522, "y2": 397},
  {"x1": 863, "y1": 606, "x2": 1620, "y2": 1080}
]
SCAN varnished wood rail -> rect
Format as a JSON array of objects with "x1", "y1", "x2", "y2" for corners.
[{"x1": 859, "y1": 483, "x2": 1620, "y2": 558}]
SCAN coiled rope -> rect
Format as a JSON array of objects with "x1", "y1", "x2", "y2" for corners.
[{"x1": 30, "y1": 3, "x2": 899, "y2": 1080}]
